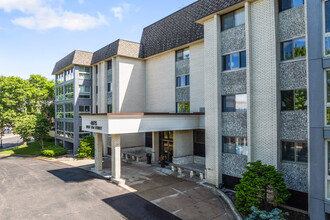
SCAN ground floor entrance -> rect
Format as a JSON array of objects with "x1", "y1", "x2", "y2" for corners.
[{"x1": 159, "y1": 131, "x2": 173, "y2": 162}]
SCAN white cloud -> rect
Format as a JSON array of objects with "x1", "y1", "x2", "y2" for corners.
[
  {"x1": 0, "y1": 0, "x2": 108, "y2": 31},
  {"x1": 78, "y1": 0, "x2": 84, "y2": 4},
  {"x1": 111, "y1": 3, "x2": 131, "y2": 21}
]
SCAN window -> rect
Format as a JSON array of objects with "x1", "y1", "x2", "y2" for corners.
[
  {"x1": 56, "y1": 86, "x2": 64, "y2": 101},
  {"x1": 79, "y1": 105, "x2": 90, "y2": 113},
  {"x1": 281, "y1": 89, "x2": 307, "y2": 111},
  {"x1": 65, "y1": 68, "x2": 74, "y2": 81},
  {"x1": 176, "y1": 75, "x2": 190, "y2": 87},
  {"x1": 326, "y1": 71, "x2": 330, "y2": 125},
  {"x1": 95, "y1": 65, "x2": 98, "y2": 74},
  {"x1": 279, "y1": 0, "x2": 304, "y2": 12},
  {"x1": 281, "y1": 38, "x2": 306, "y2": 61},
  {"x1": 281, "y1": 141, "x2": 308, "y2": 163},
  {"x1": 56, "y1": 121, "x2": 64, "y2": 137},
  {"x1": 107, "y1": 104, "x2": 112, "y2": 113},
  {"x1": 223, "y1": 136, "x2": 248, "y2": 155},
  {"x1": 325, "y1": 1, "x2": 330, "y2": 55},
  {"x1": 223, "y1": 51, "x2": 246, "y2": 71},
  {"x1": 222, "y1": 94, "x2": 247, "y2": 112},
  {"x1": 107, "y1": 60, "x2": 112, "y2": 70},
  {"x1": 176, "y1": 48, "x2": 190, "y2": 61},
  {"x1": 65, "y1": 122, "x2": 74, "y2": 139},
  {"x1": 107, "y1": 82, "x2": 112, "y2": 92},
  {"x1": 176, "y1": 102, "x2": 190, "y2": 113},
  {"x1": 79, "y1": 66, "x2": 91, "y2": 79},
  {"x1": 95, "y1": 105, "x2": 98, "y2": 114},
  {"x1": 56, "y1": 104, "x2": 64, "y2": 118},
  {"x1": 79, "y1": 86, "x2": 90, "y2": 99},
  {"x1": 221, "y1": 8, "x2": 245, "y2": 31},
  {"x1": 65, "y1": 103, "x2": 74, "y2": 118},
  {"x1": 96, "y1": 86, "x2": 98, "y2": 94},
  {"x1": 65, "y1": 83, "x2": 74, "y2": 100}
]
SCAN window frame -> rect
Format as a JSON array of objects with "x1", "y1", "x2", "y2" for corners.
[
  {"x1": 176, "y1": 48, "x2": 190, "y2": 61},
  {"x1": 79, "y1": 105, "x2": 90, "y2": 113},
  {"x1": 107, "y1": 82, "x2": 112, "y2": 92},
  {"x1": 79, "y1": 85, "x2": 91, "y2": 99},
  {"x1": 281, "y1": 89, "x2": 308, "y2": 111},
  {"x1": 281, "y1": 140, "x2": 308, "y2": 163},
  {"x1": 176, "y1": 75, "x2": 190, "y2": 87},
  {"x1": 281, "y1": 37, "x2": 306, "y2": 61},
  {"x1": 221, "y1": 8, "x2": 245, "y2": 31},
  {"x1": 279, "y1": 0, "x2": 304, "y2": 12},
  {"x1": 222, "y1": 94, "x2": 247, "y2": 112},
  {"x1": 107, "y1": 104, "x2": 112, "y2": 113},
  {"x1": 176, "y1": 102, "x2": 190, "y2": 113},
  {"x1": 222, "y1": 50, "x2": 247, "y2": 71},
  {"x1": 222, "y1": 136, "x2": 248, "y2": 156}
]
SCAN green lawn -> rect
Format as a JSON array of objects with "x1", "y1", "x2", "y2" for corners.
[{"x1": 0, "y1": 139, "x2": 54, "y2": 156}]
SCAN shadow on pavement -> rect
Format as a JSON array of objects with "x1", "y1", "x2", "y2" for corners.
[
  {"x1": 48, "y1": 167, "x2": 106, "y2": 183},
  {"x1": 102, "y1": 193, "x2": 181, "y2": 220}
]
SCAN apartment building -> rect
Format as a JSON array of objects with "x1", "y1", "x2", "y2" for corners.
[
  {"x1": 52, "y1": 0, "x2": 330, "y2": 218},
  {"x1": 53, "y1": 50, "x2": 93, "y2": 152}
]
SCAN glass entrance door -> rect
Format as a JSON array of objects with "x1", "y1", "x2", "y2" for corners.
[{"x1": 160, "y1": 131, "x2": 173, "y2": 162}]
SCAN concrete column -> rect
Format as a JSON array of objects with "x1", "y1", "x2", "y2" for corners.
[
  {"x1": 102, "y1": 134, "x2": 108, "y2": 156},
  {"x1": 173, "y1": 130, "x2": 193, "y2": 158},
  {"x1": 111, "y1": 134, "x2": 121, "y2": 180},
  {"x1": 95, "y1": 133, "x2": 103, "y2": 171},
  {"x1": 152, "y1": 132, "x2": 160, "y2": 162},
  {"x1": 203, "y1": 14, "x2": 222, "y2": 187}
]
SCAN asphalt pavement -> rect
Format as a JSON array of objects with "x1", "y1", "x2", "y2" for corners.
[{"x1": 0, "y1": 155, "x2": 180, "y2": 220}]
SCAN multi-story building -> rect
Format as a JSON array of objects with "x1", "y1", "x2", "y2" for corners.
[
  {"x1": 53, "y1": 50, "x2": 93, "y2": 153},
  {"x1": 52, "y1": 0, "x2": 330, "y2": 218}
]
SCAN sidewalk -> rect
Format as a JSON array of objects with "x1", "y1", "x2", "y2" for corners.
[{"x1": 58, "y1": 157, "x2": 238, "y2": 220}]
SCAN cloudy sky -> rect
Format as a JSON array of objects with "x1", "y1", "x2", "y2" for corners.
[{"x1": 0, "y1": 0, "x2": 196, "y2": 80}]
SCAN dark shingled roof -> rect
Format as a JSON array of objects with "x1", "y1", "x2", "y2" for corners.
[
  {"x1": 139, "y1": 0, "x2": 244, "y2": 58},
  {"x1": 91, "y1": 39, "x2": 140, "y2": 65},
  {"x1": 52, "y1": 50, "x2": 93, "y2": 75}
]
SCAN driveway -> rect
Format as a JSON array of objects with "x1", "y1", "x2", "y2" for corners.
[{"x1": 0, "y1": 155, "x2": 180, "y2": 220}]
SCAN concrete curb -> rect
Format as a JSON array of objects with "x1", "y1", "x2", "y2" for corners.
[{"x1": 200, "y1": 183, "x2": 243, "y2": 220}]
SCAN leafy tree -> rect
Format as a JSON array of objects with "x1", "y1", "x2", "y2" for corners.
[
  {"x1": 77, "y1": 136, "x2": 95, "y2": 158},
  {"x1": 34, "y1": 115, "x2": 51, "y2": 149},
  {"x1": 234, "y1": 161, "x2": 291, "y2": 216},
  {"x1": 13, "y1": 115, "x2": 37, "y2": 144}
]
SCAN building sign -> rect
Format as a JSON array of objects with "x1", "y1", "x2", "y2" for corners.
[{"x1": 86, "y1": 121, "x2": 102, "y2": 131}]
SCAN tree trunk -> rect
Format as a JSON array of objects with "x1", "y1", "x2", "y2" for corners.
[{"x1": 39, "y1": 139, "x2": 44, "y2": 149}]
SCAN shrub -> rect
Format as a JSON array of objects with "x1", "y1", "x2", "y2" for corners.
[
  {"x1": 43, "y1": 135, "x2": 55, "y2": 142},
  {"x1": 41, "y1": 145, "x2": 68, "y2": 157},
  {"x1": 246, "y1": 206, "x2": 289, "y2": 220},
  {"x1": 77, "y1": 136, "x2": 95, "y2": 158},
  {"x1": 234, "y1": 161, "x2": 291, "y2": 216}
]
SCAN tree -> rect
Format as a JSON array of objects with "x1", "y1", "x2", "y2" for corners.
[
  {"x1": 77, "y1": 136, "x2": 95, "y2": 158},
  {"x1": 234, "y1": 161, "x2": 291, "y2": 216},
  {"x1": 34, "y1": 115, "x2": 51, "y2": 149},
  {"x1": 13, "y1": 115, "x2": 37, "y2": 144}
]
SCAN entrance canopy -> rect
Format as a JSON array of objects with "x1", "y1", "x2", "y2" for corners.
[{"x1": 81, "y1": 113, "x2": 205, "y2": 135}]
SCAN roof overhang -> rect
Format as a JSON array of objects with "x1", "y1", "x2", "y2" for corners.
[{"x1": 81, "y1": 113, "x2": 205, "y2": 135}]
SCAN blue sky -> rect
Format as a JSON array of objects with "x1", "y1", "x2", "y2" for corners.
[{"x1": 0, "y1": 0, "x2": 196, "y2": 80}]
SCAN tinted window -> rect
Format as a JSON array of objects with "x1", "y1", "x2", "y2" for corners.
[
  {"x1": 297, "y1": 142, "x2": 308, "y2": 162},
  {"x1": 221, "y1": 12, "x2": 234, "y2": 31},
  {"x1": 240, "y1": 51, "x2": 246, "y2": 68},
  {"x1": 282, "y1": 141, "x2": 295, "y2": 161},
  {"x1": 281, "y1": 91, "x2": 294, "y2": 111},
  {"x1": 186, "y1": 75, "x2": 190, "y2": 86},
  {"x1": 234, "y1": 8, "x2": 245, "y2": 26},
  {"x1": 280, "y1": 0, "x2": 291, "y2": 11},
  {"x1": 293, "y1": 38, "x2": 306, "y2": 58},
  {"x1": 282, "y1": 41, "x2": 293, "y2": 60},
  {"x1": 107, "y1": 61, "x2": 112, "y2": 70},
  {"x1": 231, "y1": 53, "x2": 240, "y2": 69},
  {"x1": 292, "y1": 0, "x2": 304, "y2": 7},
  {"x1": 222, "y1": 96, "x2": 235, "y2": 112},
  {"x1": 176, "y1": 102, "x2": 190, "y2": 113},
  {"x1": 223, "y1": 55, "x2": 230, "y2": 71},
  {"x1": 326, "y1": 37, "x2": 330, "y2": 55},
  {"x1": 295, "y1": 89, "x2": 307, "y2": 110},
  {"x1": 223, "y1": 137, "x2": 236, "y2": 154},
  {"x1": 235, "y1": 94, "x2": 247, "y2": 112},
  {"x1": 327, "y1": 71, "x2": 330, "y2": 103},
  {"x1": 327, "y1": 1, "x2": 330, "y2": 33}
]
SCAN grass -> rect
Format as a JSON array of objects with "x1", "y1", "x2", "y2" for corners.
[{"x1": 0, "y1": 139, "x2": 55, "y2": 157}]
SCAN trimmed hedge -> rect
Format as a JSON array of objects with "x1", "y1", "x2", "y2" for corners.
[
  {"x1": 77, "y1": 136, "x2": 95, "y2": 158},
  {"x1": 41, "y1": 145, "x2": 68, "y2": 158}
]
